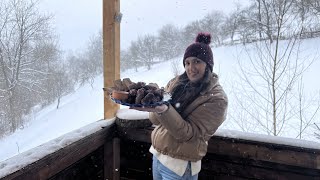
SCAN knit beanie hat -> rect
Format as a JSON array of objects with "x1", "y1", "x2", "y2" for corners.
[{"x1": 183, "y1": 32, "x2": 214, "y2": 72}]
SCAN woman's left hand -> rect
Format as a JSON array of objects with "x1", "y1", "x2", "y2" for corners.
[{"x1": 130, "y1": 104, "x2": 168, "y2": 114}]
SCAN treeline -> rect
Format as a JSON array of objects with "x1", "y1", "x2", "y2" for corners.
[
  {"x1": 1, "y1": 0, "x2": 320, "y2": 136},
  {"x1": 121, "y1": 0, "x2": 320, "y2": 71}
]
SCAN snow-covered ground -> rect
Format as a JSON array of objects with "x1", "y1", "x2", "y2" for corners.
[{"x1": 1, "y1": 38, "x2": 320, "y2": 173}]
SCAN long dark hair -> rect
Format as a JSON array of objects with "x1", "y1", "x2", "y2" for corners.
[{"x1": 169, "y1": 67, "x2": 211, "y2": 115}]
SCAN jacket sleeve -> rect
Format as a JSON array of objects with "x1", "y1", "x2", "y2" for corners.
[
  {"x1": 153, "y1": 91, "x2": 228, "y2": 142},
  {"x1": 149, "y1": 112, "x2": 160, "y2": 125}
]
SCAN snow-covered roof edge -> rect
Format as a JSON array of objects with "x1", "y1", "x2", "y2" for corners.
[{"x1": 0, "y1": 119, "x2": 115, "y2": 179}]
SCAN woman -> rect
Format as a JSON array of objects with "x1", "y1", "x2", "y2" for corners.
[{"x1": 131, "y1": 32, "x2": 228, "y2": 179}]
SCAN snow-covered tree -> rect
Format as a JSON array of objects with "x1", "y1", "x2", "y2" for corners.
[
  {"x1": 157, "y1": 24, "x2": 183, "y2": 60},
  {"x1": 131, "y1": 34, "x2": 158, "y2": 70},
  {"x1": 199, "y1": 11, "x2": 226, "y2": 46},
  {"x1": 0, "y1": 0, "x2": 57, "y2": 133}
]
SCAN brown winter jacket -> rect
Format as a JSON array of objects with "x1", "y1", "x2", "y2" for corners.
[{"x1": 149, "y1": 72, "x2": 228, "y2": 162}]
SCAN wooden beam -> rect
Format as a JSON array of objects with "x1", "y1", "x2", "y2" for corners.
[{"x1": 103, "y1": 0, "x2": 120, "y2": 119}]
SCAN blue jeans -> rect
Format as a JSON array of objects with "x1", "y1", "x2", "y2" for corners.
[{"x1": 152, "y1": 155, "x2": 199, "y2": 180}]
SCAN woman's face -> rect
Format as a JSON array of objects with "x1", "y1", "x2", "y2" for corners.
[{"x1": 184, "y1": 57, "x2": 207, "y2": 83}]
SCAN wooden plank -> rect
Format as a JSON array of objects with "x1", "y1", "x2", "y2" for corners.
[
  {"x1": 113, "y1": 138, "x2": 120, "y2": 180},
  {"x1": 202, "y1": 153, "x2": 320, "y2": 179},
  {"x1": 116, "y1": 118, "x2": 152, "y2": 128},
  {"x1": 207, "y1": 136, "x2": 320, "y2": 170},
  {"x1": 103, "y1": 137, "x2": 121, "y2": 180},
  {"x1": 103, "y1": 0, "x2": 121, "y2": 119},
  {"x1": 120, "y1": 139, "x2": 153, "y2": 179},
  {"x1": 104, "y1": 140, "x2": 113, "y2": 180},
  {"x1": 3, "y1": 125, "x2": 115, "y2": 180},
  {"x1": 117, "y1": 127, "x2": 153, "y2": 143},
  {"x1": 49, "y1": 147, "x2": 104, "y2": 180}
]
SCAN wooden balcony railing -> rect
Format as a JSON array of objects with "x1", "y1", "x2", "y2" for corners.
[{"x1": 1, "y1": 118, "x2": 319, "y2": 180}]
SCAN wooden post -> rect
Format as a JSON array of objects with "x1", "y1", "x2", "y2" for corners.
[{"x1": 103, "y1": 0, "x2": 120, "y2": 119}]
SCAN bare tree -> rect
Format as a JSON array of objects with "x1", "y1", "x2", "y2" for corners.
[
  {"x1": 259, "y1": 0, "x2": 274, "y2": 43},
  {"x1": 121, "y1": 49, "x2": 141, "y2": 72},
  {"x1": 255, "y1": 0, "x2": 263, "y2": 40},
  {"x1": 0, "y1": 0, "x2": 55, "y2": 133},
  {"x1": 86, "y1": 32, "x2": 103, "y2": 75},
  {"x1": 295, "y1": 76, "x2": 320, "y2": 139},
  {"x1": 170, "y1": 58, "x2": 182, "y2": 77},
  {"x1": 237, "y1": 6, "x2": 259, "y2": 44},
  {"x1": 306, "y1": 0, "x2": 320, "y2": 16},
  {"x1": 65, "y1": 53, "x2": 81, "y2": 85},
  {"x1": 293, "y1": 0, "x2": 320, "y2": 38},
  {"x1": 131, "y1": 34, "x2": 158, "y2": 70},
  {"x1": 234, "y1": 0, "x2": 317, "y2": 137},
  {"x1": 129, "y1": 41, "x2": 140, "y2": 72},
  {"x1": 199, "y1": 11, "x2": 226, "y2": 46},
  {"x1": 32, "y1": 39, "x2": 61, "y2": 105},
  {"x1": 181, "y1": 20, "x2": 203, "y2": 47},
  {"x1": 223, "y1": 4, "x2": 243, "y2": 44},
  {"x1": 79, "y1": 33, "x2": 103, "y2": 88},
  {"x1": 55, "y1": 64, "x2": 73, "y2": 109},
  {"x1": 315, "y1": 123, "x2": 320, "y2": 140},
  {"x1": 64, "y1": 32, "x2": 103, "y2": 89},
  {"x1": 243, "y1": 0, "x2": 276, "y2": 43},
  {"x1": 157, "y1": 24, "x2": 183, "y2": 60}
]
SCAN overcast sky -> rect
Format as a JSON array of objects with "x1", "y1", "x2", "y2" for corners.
[{"x1": 39, "y1": 0, "x2": 248, "y2": 52}]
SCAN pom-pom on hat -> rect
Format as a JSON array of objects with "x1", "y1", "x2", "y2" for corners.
[{"x1": 183, "y1": 32, "x2": 214, "y2": 72}]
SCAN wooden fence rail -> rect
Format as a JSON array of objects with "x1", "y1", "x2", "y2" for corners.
[{"x1": 1, "y1": 118, "x2": 319, "y2": 180}]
